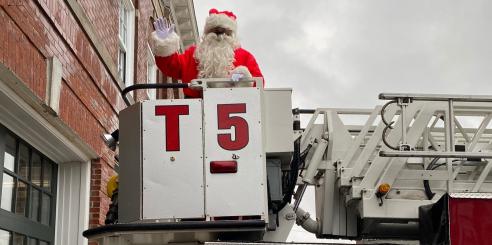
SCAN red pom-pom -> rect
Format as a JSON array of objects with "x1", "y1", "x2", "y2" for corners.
[{"x1": 209, "y1": 8, "x2": 236, "y2": 20}]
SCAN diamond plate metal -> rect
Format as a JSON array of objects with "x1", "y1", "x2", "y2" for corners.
[{"x1": 449, "y1": 192, "x2": 492, "y2": 199}]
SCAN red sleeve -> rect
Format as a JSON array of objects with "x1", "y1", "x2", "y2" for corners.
[
  {"x1": 245, "y1": 51, "x2": 265, "y2": 86},
  {"x1": 154, "y1": 46, "x2": 196, "y2": 81},
  {"x1": 155, "y1": 53, "x2": 182, "y2": 80}
]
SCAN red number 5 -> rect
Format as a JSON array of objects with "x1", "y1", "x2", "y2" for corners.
[{"x1": 217, "y1": 104, "x2": 249, "y2": 151}]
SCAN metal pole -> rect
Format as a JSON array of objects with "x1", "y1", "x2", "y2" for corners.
[
  {"x1": 448, "y1": 99, "x2": 455, "y2": 151},
  {"x1": 379, "y1": 151, "x2": 492, "y2": 158},
  {"x1": 446, "y1": 99, "x2": 455, "y2": 191},
  {"x1": 293, "y1": 184, "x2": 308, "y2": 212},
  {"x1": 401, "y1": 100, "x2": 407, "y2": 146}
]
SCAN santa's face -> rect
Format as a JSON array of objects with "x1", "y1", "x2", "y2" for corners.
[
  {"x1": 194, "y1": 28, "x2": 239, "y2": 79},
  {"x1": 209, "y1": 26, "x2": 233, "y2": 36}
]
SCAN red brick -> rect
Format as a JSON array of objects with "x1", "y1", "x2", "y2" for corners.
[{"x1": 1, "y1": 0, "x2": 159, "y2": 228}]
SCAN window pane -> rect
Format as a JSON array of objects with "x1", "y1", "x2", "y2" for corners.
[
  {"x1": 1, "y1": 173, "x2": 15, "y2": 211},
  {"x1": 29, "y1": 188, "x2": 40, "y2": 222},
  {"x1": 4, "y1": 133, "x2": 16, "y2": 171},
  {"x1": 39, "y1": 241, "x2": 47, "y2": 245},
  {"x1": 122, "y1": 12, "x2": 127, "y2": 43},
  {"x1": 0, "y1": 229, "x2": 10, "y2": 245},
  {"x1": 122, "y1": 26, "x2": 127, "y2": 45},
  {"x1": 13, "y1": 233, "x2": 25, "y2": 245},
  {"x1": 119, "y1": 3, "x2": 127, "y2": 43},
  {"x1": 27, "y1": 238, "x2": 37, "y2": 245},
  {"x1": 118, "y1": 50, "x2": 126, "y2": 82},
  {"x1": 15, "y1": 181, "x2": 28, "y2": 216},
  {"x1": 18, "y1": 143, "x2": 29, "y2": 179},
  {"x1": 41, "y1": 160, "x2": 52, "y2": 192},
  {"x1": 40, "y1": 193, "x2": 50, "y2": 225},
  {"x1": 31, "y1": 153, "x2": 41, "y2": 186}
]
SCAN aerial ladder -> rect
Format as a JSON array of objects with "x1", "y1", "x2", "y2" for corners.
[{"x1": 83, "y1": 79, "x2": 492, "y2": 245}]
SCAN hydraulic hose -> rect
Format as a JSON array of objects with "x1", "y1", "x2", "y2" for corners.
[
  {"x1": 382, "y1": 124, "x2": 400, "y2": 150},
  {"x1": 121, "y1": 83, "x2": 189, "y2": 106},
  {"x1": 424, "y1": 159, "x2": 467, "y2": 200},
  {"x1": 381, "y1": 100, "x2": 398, "y2": 128},
  {"x1": 423, "y1": 157, "x2": 440, "y2": 200},
  {"x1": 286, "y1": 137, "x2": 301, "y2": 204},
  {"x1": 380, "y1": 100, "x2": 400, "y2": 150},
  {"x1": 273, "y1": 109, "x2": 307, "y2": 213}
]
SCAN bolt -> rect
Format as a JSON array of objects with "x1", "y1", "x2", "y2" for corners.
[{"x1": 285, "y1": 213, "x2": 296, "y2": 220}]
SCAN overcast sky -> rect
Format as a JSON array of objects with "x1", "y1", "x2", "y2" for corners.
[
  {"x1": 195, "y1": 0, "x2": 491, "y2": 110},
  {"x1": 193, "y1": 1, "x2": 492, "y2": 242}
]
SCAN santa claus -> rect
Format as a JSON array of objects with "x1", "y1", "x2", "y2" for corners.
[{"x1": 150, "y1": 9, "x2": 264, "y2": 98}]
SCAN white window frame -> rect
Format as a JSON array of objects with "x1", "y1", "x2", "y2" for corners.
[
  {"x1": 146, "y1": 45, "x2": 157, "y2": 100},
  {"x1": 1, "y1": 65, "x2": 97, "y2": 245},
  {"x1": 118, "y1": 0, "x2": 135, "y2": 87}
]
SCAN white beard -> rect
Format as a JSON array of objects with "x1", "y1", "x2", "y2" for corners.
[{"x1": 194, "y1": 32, "x2": 239, "y2": 79}]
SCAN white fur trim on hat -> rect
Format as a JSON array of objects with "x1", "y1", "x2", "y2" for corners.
[
  {"x1": 150, "y1": 31, "x2": 180, "y2": 57},
  {"x1": 231, "y1": 66, "x2": 252, "y2": 78},
  {"x1": 204, "y1": 14, "x2": 237, "y2": 35}
]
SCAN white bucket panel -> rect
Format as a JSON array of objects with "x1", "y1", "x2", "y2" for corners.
[
  {"x1": 203, "y1": 87, "x2": 267, "y2": 218},
  {"x1": 142, "y1": 99, "x2": 204, "y2": 219}
]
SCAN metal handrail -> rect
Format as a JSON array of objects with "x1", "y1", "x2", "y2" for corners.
[
  {"x1": 379, "y1": 93, "x2": 492, "y2": 102},
  {"x1": 121, "y1": 83, "x2": 189, "y2": 106},
  {"x1": 379, "y1": 151, "x2": 492, "y2": 159}
]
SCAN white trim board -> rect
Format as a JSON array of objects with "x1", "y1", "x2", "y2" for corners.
[{"x1": 56, "y1": 161, "x2": 91, "y2": 245}]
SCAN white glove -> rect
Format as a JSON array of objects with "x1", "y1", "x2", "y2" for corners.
[
  {"x1": 231, "y1": 73, "x2": 245, "y2": 82},
  {"x1": 153, "y1": 18, "x2": 175, "y2": 39}
]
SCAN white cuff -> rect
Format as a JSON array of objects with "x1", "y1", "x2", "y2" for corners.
[
  {"x1": 150, "y1": 31, "x2": 180, "y2": 57},
  {"x1": 231, "y1": 66, "x2": 252, "y2": 78}
]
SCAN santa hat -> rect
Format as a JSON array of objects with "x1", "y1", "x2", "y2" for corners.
[{"x1": 204, "y1": 9, "x2": 237, "y2": 35}]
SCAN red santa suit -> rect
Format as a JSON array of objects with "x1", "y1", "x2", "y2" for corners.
[{"x1": 151, "y1": 9, "x2": 264, "y2": 98}]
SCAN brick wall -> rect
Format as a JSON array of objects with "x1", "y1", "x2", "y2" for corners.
[
  {"x1": 134, "y1": 0, "x2": 153, "y2": 101},
  {"x1": 0, "y1": 0, "x2": 165, "y2": 242},
  {"x1": 78, "y1": 0, "x2": 119, "y2": 66}
]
